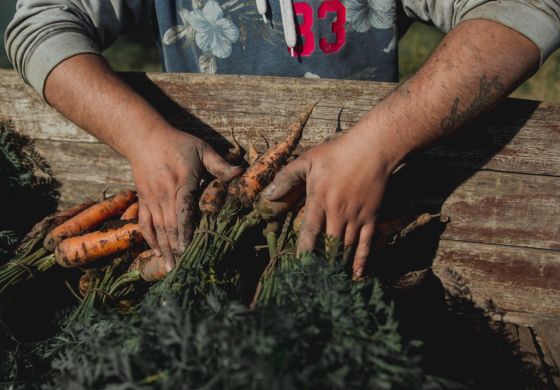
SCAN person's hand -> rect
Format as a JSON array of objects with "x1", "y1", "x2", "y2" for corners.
[
  {"x1": 262, "y1": 127, "x2": 400, "y2": 278},
  {"x1": 125, "y1": 126, "x2": 242, "y2": 271}
]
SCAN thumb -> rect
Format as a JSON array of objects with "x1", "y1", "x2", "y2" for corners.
[
  {"x1": 262, "y1": 158, "x2": 307, "y2": 201},
  {"x1": 201, "y1": 147, "x2": 243, "y2": 180}
]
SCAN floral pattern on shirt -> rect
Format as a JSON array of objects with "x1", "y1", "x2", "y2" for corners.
[
  {"x1": 187, "y1": 0, "x2": 240, "y2": 58},
  {"x1": 163, "y1": 0, "x2": 282, "y2": 74},
  {"x1": 342, "y1": 0, "x2": 396, "y2": 52},
  {"x1": 343, "y1": 0, "x2": 394, "y2": 32}
]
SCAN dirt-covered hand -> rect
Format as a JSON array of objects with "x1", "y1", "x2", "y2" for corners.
[
  {"x1": 126, "y1": 127, "x2": 242, "y2": 271},
  {"x1": 262, "y1": 129, "x2": 396, "y2": 278}
]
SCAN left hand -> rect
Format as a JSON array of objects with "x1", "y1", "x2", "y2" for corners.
[{"x1": 262, "y1": 127, "x2": 399, "y2": 278}]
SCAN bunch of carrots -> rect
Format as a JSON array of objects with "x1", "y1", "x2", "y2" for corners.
[
  {"x1": 0, "y1": 189, "x2": 142, "y2": 314},
  {"x1": 0, "y1": 102, "x2": 448, "y2": 322}
]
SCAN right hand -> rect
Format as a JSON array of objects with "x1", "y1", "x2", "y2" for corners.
[{"x1": 125, "y1": 126, "x2": 242, "y2": 271}]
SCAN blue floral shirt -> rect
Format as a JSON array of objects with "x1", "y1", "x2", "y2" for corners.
[
  {"x1": 156, "y1": 0, "x2": 398, "y2": 81},
  {"x1": 6, "y1": 0, "x2": 560, "y2": 96}
]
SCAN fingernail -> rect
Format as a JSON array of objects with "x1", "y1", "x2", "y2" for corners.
[
  {"x1": 153, "y1": 249, "x2": 162, "y2": 257},
  {"x1": 262, "y1": 184, "x2": 276, "y2": 198},
  {"x1": 165, "y1": 261, "x2": 174, "y2": 273},
  {"x1": 354, "y1": 266, "x2": 364, "y2": 279}
]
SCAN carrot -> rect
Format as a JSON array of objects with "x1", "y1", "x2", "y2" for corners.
[
  {"x1": 55, "y1": 222, "x2": 143, "y2": 268},
  {"x1": 374, "y1": 213, "x2": 448, "y2": 249},
  {"x1": 199, "y1": 179, "x2": 228, "y2": 216},
  {"x1": 78, "y1": 269, "x2": 98, "y2": 296},
  {"x1": 120, "y1": 202, "x2": 139, "y2": 221},
  {"x1": 229, "y1": 102, "x2": 316, "y2": 206},
  {"x1": 129, "y1": 249, "x2": 168, "y2": 282},
  {"x1": 44, "y1": 190, "x2": 137, "y2": 251},
  {"x1": 247, "y1": 142, "x2": 259, "y2": 165}
]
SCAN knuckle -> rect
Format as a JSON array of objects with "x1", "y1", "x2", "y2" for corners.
[
  {"x1": 154, "y1": 225, "x2": 166, "y2": 235},
  {"x1": 359, "y1": 233, "x2": 374, "y2": 247},
  {"x1": 353, "y1": 255, "x2": 368, "y2": 267},
  {"x1": 139, "y1": 221, "x2": 152, "y2": 235},
  {"x1": 301, "y1": 222, "x2": 321, "y2": 237},
  {"x1": 165, "y1": 225, "x2": 178, "y2": 235},
  {"x1": 275, "y1": 169, "x2": 296, "y2": 186},
  {"x1": 182, "y1": 175, "x2": 199, "y2": 191},
  {"x1": 197, "y1": 140, "x2": 210, "y2": 154},
  {"x1": 329, "y1": 201, "x2": 348, "y2": 217}
]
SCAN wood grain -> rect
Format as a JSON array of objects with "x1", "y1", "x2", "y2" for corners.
[
  {"x1": 1, "y1": 70, "x2": 559, "y2": 177},
  {"x1": 533, "y1": 319, "x2": 560, "y2": 388},
  {"x1": 2, "y1": 69, "x2": 560, "y2": 318},
  {"x1": 504, "y1": 324, "x2": 548, "y2": 384},
  {"x1": 33, "y1": 139, "x2": 560, "y2": 251},
  {"x1": 433, "y1": 240, "x2": 560, "y2": 314}
]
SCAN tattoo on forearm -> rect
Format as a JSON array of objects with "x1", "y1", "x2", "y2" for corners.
[{"x1": 440, "y1": 75, "x2": 505, "y2": 133}]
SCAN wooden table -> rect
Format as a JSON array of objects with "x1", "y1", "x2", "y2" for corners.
[{"x1": 1, "y1": 69, "x2": 558, "y2": 385}]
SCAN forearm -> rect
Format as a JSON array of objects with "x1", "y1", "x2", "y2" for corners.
[
  {"x1": 44, "y1": 54, "x2": 174, "y2": 159},
  {"x1": 354, "y1": 19, "x2": 540, "y2": 169}
]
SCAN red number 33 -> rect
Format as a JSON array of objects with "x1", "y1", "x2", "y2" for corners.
[{"x1": 292, "y1": 0, "x2": 347, "y2": 57}]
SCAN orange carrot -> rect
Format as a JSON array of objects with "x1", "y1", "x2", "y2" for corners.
[
  {"x1": 54, "y1": 222, "x2": 143, "y2": 268},
  {"x1": 129, "y1": 249, "x2": 168, "y2": 282},
  {"x1": 247, "y1": 142, "x2": 259, "y2": 165},
  {"x1": 44, "y1": 190, "x2": 137, "y2": 251},
  {"x1": 199, "y1": 179, "x2": 228, "y2": 215},
  {"x1": 120, "y1": 202, "x2": 139, "y2": 221},
  {"x1": 229, "y1": 103, "x2": 316, "y2": 206}
]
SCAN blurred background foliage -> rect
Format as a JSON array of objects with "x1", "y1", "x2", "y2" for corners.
[{"x1": 0, "y1": 0, "x2": 558, "y2": 102}]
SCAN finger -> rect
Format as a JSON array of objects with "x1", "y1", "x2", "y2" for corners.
[
  {"x1": 201, "y1": 145, "x2": 243, "y2": 180},
  {"x1": 296, "y1": 199, "x2": 325, "y2": 256},
  {"x1": 162, "y1": 202, "x2": 179, "y2": 257},
  {"x1": 353, "y1": 224, "x2": 375, "y2": 279},
  {"x1": 176, "y1": 178, "x2": 198, "y2": 251},
  {"x1": 344, "y1": 223, "x2": 360, "y2": 249},
  {"x1": 262, "y1": 157, "x2": 307, "y2": 200},
  {"x1": 152, "y1": 206, "x2": 176, "y2": 272},
  {"x1": 325, "y1": 216, "x2": 345, "y2": 242},
  {"x1": 342, "y1": 223, "x2": 360, "y2": 266},
  {"x1": 138, "y1": 199, "x2": 160, "y2": 256}
]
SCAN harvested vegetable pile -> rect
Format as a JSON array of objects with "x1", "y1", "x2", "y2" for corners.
[{"x1": 0, "y1": 107, "x2": 454, "y2": 389}]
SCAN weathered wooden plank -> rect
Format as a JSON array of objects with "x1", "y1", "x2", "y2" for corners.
[
  {"x1": 534, "y1": 320, "x2": 560, "y2": 368},
  {"x1": 4, "y1": 69, "x2": 560, "y2": 317},
  {"x1": 32, "y1": 139, "x2": 560, "y2": 314},
  {"x1": 533, "y1": 319, "x2": 560, "y2": 388},
  {"x1": 2, "y1": 69, "x2": 560, "y2": 177},
  {"x1": 493, "y1": 312, "x2": 560, "y2": 327},
  {"x1": 503, "y1": 324, "x2": 548, "y2": 384},
  {"x1": 34, "y1": 139, "x2": 560, "y2": 251},
  {"x1": 433, "y1": 240, "x2": 560, "y2": 315}
]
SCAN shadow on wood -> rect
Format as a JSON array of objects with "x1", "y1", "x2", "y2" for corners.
[
  {"x1": 387, "y1": 270, "x2": 554, "y2": 388},
  {"x1": 120, "y1": 73, "x2": 237, "y2": 154},
  {"x1": 370, "y1": 99, "x2": 540, "y2": 278}
]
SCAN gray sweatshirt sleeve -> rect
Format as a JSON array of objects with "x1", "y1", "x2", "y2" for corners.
[
  {"x1": 4, "y1": 0, "x2": 152, "y2": 98},
  {"x1": 402, "y1": 0, "x2": 560, "y2": 65}
]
